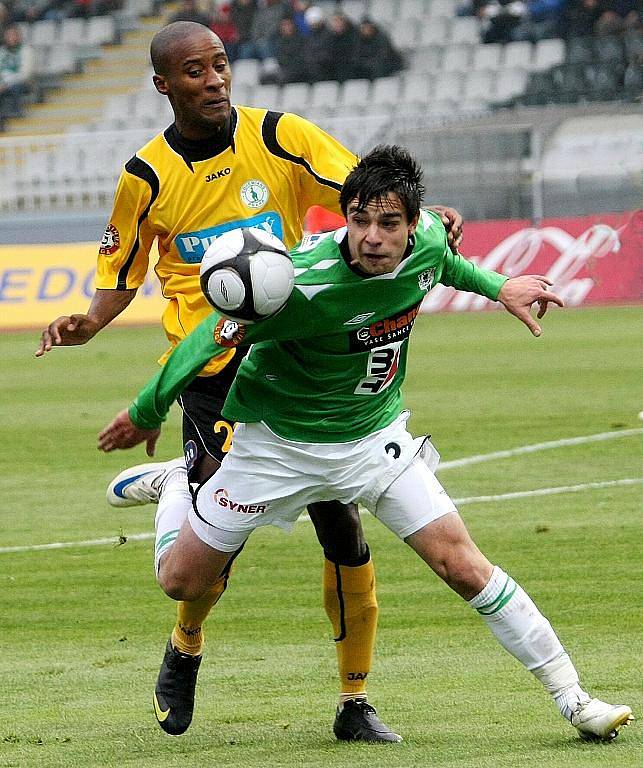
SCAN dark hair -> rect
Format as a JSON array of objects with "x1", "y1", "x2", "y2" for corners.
[{"x1": 339, "y1": 144, "x2": 424, "y2": 221}]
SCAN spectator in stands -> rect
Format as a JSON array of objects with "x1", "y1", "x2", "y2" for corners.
[
  {"x1": 509, "y1": 0, "x2": 567, "y2": 41},
  {"x1": 352, "y1": 17, "x2": 405, "y2": 80},
  {"x1": 595, "y1": 0, "x2": 641, "y2": 36},
  {"x1": 325, "y1": 11, "x2": 358, "y2": 82},
  {"x1": 168, "y1": 0, "x2": 212, "y2": 27},
  {"x1": 210, "y1": 2, "x2": 240, "y2": 62},
  {"x1": 0, "y1": 23, "x2": 33, "y2": 120},
  {"x1": 291, "y1": 0, "x2": 312, "y2": 35},
  {"x1": 274, "y1": 14, "x2": 307, "y2": 82},
  {"x1": 475, "y1": 0, "x2": 525, "y2": 43},
  {"x1": 0, "y1": 3, "x2": 12, "y2": 38},
  {"x1": 247, "y1": 0, "x2": 288, "y2": 60},
  {"x1": 231, "y1": 0, "x2": 256, "y2": 58},
  {"x1": 301, "y1": 4, "x2": 331, "y2": 82},
  {"x1": 563, "y1": 0, "x2": 604, "y2": 37}
]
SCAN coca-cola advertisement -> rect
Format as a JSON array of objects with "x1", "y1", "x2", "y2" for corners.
[{"x1": 305, "y1": 208, "x2": 643, "y2": 311}]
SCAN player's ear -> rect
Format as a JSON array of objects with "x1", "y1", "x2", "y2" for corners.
[
  {"x1": 407, "y1": 213, "x2": 420, "y2": 237},
  {"x1": 153, "y1": 74, "x2": 169, "y2": 95}
]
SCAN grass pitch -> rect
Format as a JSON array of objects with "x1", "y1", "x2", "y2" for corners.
[{"x1": 1, "y1": 305, "x2": 641, "y2": 768}]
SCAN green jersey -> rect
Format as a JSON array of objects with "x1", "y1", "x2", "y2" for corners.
[{"x1": 130, "y1": 210, "x2": 507, "y2": 442}]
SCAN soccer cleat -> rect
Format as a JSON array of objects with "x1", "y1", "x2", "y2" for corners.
[
  {"x1": 333, "y1": 699, "x2": 402, "y2": 743},
  {"x1": 153, "y1": 638, "x2": 202, "y2": 735},
  {"x1": 106, "y1": 458, "x2": 186, "y2": 507},
  {"x1": 571, "y1": 698, "x2": 634, "y2": 741}
]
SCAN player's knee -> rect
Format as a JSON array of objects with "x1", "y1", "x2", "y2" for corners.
[
  {"x1": 433, "y1": 543, "x2": 491, "y2": 599},
  {"x1": 158, "y1": 566, "x2": 207, "y2": 602}
]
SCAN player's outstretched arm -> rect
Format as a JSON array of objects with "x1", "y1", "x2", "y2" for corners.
[
  {"x1": 498, "y1": 275, "x2": 564, "y2": 337},
  {"x1": 98, "y1": 408, "x2": 161, "y2": 457},
  {"x1": 35, "y1": 288, "x2": 137, "y2": 356}
]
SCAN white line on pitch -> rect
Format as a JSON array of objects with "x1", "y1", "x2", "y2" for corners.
[
  {"x1": 439, "y1": 428, "x2": 643, "y2": 470},
  {"x1": 1, "y1": 477, "x2": 640, "y2": 555},
  {"x1": 453, "y1": 477, "x2": 643, "y2": 505}
]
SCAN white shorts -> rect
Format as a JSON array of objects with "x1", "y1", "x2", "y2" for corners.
[{"x1": 188, "y1": 411, "x2": 455, "y2": 552}]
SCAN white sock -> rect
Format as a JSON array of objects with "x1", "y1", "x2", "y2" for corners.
[
  {"x1": 553, "y1": 681, "x2": 592, "y2": 721},
  {"x1": 154, "y1": 465, "x2": 190, "y2": 574},
  {"x1": 469, "y1": 566, "x2": 589, "y2": 717}
]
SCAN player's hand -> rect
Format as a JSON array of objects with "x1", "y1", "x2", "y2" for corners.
[
  {"x1": 498, "y1": 275, "x2": 564, "y2": 336},
  {"x1": 35, "y1": 314, "x2": 101, "y2": 356},
  {"x1": 427, "y1": 205, "x2": 463, "y2": 254},
  {"x1": 98, "y1": 409, "x2": 161, "y2": 457}
]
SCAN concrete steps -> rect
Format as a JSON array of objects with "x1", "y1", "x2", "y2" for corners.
[{"x1": 5, "y1": 11, "x2": 167, "y2": 135}]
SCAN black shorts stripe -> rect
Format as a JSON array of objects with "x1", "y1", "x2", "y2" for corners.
[
  {"x1": 117, "y1": 155, "x2": 160, "y2": 290},
  {"x1": 261, "y1": 111, "x2": 342, "y2": 191}
]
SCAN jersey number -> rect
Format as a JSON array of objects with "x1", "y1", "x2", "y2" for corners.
[
  {"x1": 213, "y1": 419, "x2": 237, "y2": 453},
  {"x1": 354, "y1": 342, "x2": 403, "y2": 396}
]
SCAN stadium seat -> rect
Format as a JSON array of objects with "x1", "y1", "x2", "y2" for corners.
[
  {"x1": 418, "y1": 18, "x2": 450, "y2": 47},
  {"x1": 41, "y1": 46, "x2": 78, "y2": 76},
  {"x1": 59, "y1": 18, "x2": 86, "y2": 47},
  {"x1": 337, "y1": 79, "x2": 372, "y2": 110},
  {"x1": 532, "y1": 38, "x2": 566, "y2": 71},
  {"x1": 407, "y1": 45, "x2": 444, "y2": 74},
  {"x1": 280, "y1": 82, "x2": 311, "y2": 115},
  {"x1": 442, "y1": 44, "x2": 472, "y2": 73},
  {"x1": 309, "y1": 80, "x2": 341, "y2": 115},
  {"x1": 432, "y1": 71, "x2": 464, "y2": 109},
  {"x1": 340, "y1": 0, "x2": 368, "y2": 23},
  {"x1": 391, "y1": 23, "x2": 420, "y2": 50},
  {"x1": 471, "y1": 43, "x2": 503, "y2": 72},
  {"x1": 232, "y1": 59, "x2": 261, "y2": 88},
  {"x1": 450, "y1": 17, "x2": 481, "y2": 45},
  {"x1": 246, "y1": 83, "x2": 281, "y2": 110},
  {"x1": 30, "y1": 20, "x2": 58, "y2": 48},
  {"x1": 368, "y1": 0, "x2": 397, "y2": 25},
  {"x1": 400, "y1": 0, "x2": 428, "y2": 20},
  {"x1": 371, "y1": 75, "x2": 403, "y2": 108},
  {"x1": 502, "y1": 41, "x2": 534, "y2": 71},
  {"x1": 462, "y1": 70, "x2": 495, "y2": 110},
  {"x1": 400, "y1": 73, "x2": 432, "y2": 106},
  {"x1": 493, "y1": 68, "x2": 528, "y2": 103},
  {"x1": 427, "y1": 0, "x2": 459, "y2": 19},
  {"x1": 86, "y1": 16, "x2": 117, "y2": 47},
  {"x1": 231, "y1": 83, "x2": 252, "y2": 107}
]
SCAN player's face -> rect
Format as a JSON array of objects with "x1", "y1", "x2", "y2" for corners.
[
  {"x1": 154, "y1": 30, "x2": 232, "y2": 140},
  {"x1": 345, "y1": 193, "x2": 419, "y2": 276}
]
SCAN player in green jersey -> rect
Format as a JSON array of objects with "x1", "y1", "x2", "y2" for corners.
[{"x1": 99, "y1": 145, "x2": 633, "y2": 743}]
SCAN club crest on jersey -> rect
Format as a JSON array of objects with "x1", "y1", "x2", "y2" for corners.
[
  {"x1": 99, "y1": 224, "x2": 120, "y2": 255},
  {"x1": 214, "y1": 318, "x2": 246, "y2": 347},
  {"x1": 418, "y1": 268, "x2": 436, "y2": 291},
  {"x1": 240, "y1": 179, "x2": 269, "y2": 209}
]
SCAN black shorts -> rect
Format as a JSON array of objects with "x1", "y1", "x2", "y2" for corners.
[{"x1": 177, "y1": 351, "x2": 245, "y2": 480}]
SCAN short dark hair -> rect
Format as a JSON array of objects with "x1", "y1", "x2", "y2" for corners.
[
  {"x1": 150, "y1": 21, "x2": 219, "y2": 75},
  {"x1": 339, "y1": 145, "x2": 424, "y2": 222}
]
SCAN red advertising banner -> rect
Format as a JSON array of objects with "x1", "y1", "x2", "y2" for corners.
[{"x1": 305, "y1": 208, "x2": 643, "y2": 311}]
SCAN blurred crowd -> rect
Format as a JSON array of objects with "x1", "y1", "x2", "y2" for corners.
[
  {"x1": 167, "y1": 1, "x2": 405, "y2": 84},
  {"x1": 458, "y1": 0, "x2": 641, "y2": 44},
  {"x1": 0, "y1": 1, "x2": 123, "y2": 23}
]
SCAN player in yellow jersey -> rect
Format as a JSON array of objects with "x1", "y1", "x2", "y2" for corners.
[{"x1": 36, "y1": 21, "x2": 462, "y2": 741}]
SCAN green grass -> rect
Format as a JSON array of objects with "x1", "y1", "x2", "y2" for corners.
[{"x1": 1, "y1": 305, "x2": 642, "y2": 767}]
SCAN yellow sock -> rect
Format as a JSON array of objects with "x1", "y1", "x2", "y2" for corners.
[
  {"x1": 323, "y1": 556, "x2": 378, "y2": 697},
  {"x1": 171, "y1": 574, "x2": 228, "y2": 656}
]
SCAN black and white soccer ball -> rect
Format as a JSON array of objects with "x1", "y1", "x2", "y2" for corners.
[{"x1": 199, "y1": 227, "x2": 294, "y2": 323}]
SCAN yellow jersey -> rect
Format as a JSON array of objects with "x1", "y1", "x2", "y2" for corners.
[{"x1": 96, "y1": 106, "x2": 356, "y2": 374}]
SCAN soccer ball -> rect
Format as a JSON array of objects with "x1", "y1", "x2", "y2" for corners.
[{"x1": 200, "y1": 227, "x2": 294, "y2": 323}]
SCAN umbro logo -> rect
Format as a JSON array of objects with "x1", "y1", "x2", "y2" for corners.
[{"x1": 344, "y1": 312, "x2": 375, "y2": 325}]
